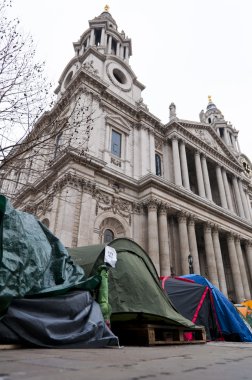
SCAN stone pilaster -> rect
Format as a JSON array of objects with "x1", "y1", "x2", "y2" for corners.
[
  {"x1": 195, "y1": 151, "x2": 205, "y2": 198},
  {"x1": 172, "y1": 137, "x2": 182, "y2": 186},
  {"x1": 212, "y1": 226, "x2": 228, "y2": 297},
  {"x1": 177, "y1": 212, "x2": 190, "y2": 274},
  {"x1": 147, "y1": 200, "x2": 160, "y2": 274},
  {"x1": 227, "y1": 233, "x2": 244, "y2": 302},
  {"x1": 203, "y1": 223, "x2": 219, "y2": 288},
  {"x1": 187, "y1": 217, "x2": 200, "y2": 274},
  {"x1": 158, "y1": 205, "x2": 171, "y2": 276},
  {"x1": 235, "y1": 236, "x2": 251, "y2": 299}
]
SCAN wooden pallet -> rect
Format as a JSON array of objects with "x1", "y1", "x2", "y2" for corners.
[{"x1": 112, "y1": 323, "x2": 206, "y2": 346}]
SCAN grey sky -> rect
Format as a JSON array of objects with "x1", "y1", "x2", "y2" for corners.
[{"x1": 9, "y1": 0, "x2": 252, "y2": 160}]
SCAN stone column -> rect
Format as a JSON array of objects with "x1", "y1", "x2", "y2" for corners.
[
  {"x1": 177, "y1": 213, "x2": 190, "y2": 274},
  {"x1": 90, "y1": 29, "x2": 95, "y2": 46},
  {"x1": 222, "y1": 169, "x2": 234, "y2": 212},
  {"x1": 195, "y1": 151, "x2": 206, "y2": 198},
  {"x1": 201, "y1": 155, "x2": 212, "y2": 201},
  {"x1": 179, "y1": 140, "x2": 190, "y2": 190},
  {"x1": 216, "y1": 165, "x2": 228, "y2": 209},
  {"x1": 245, "y1": 241, "x2": 252, "y2": 281},
  {"x1": 238, "y1": 180, "x2": 250, "y2": 220},
  {"x1": 187, "y1": 217, "x2": 200, "y2": 274},
  {"x1": 212, "y1": 226, "x2": 228, "y2": 296},
  {"x1": 101, "y1": 28, "x2": 106, "y2": 46},
  {"x1": 203, "y1": 223, "x2": 219, "y2": 288},
  {"x1": 107, "y1": 35, "x2": 112, "y2": 54},
  {"x1": 223, "y1": 128, "x2": 229, "y2": 145},
  {"x1": 227, "y1": 233, "x2": 244, "y2": 302},
  {"x1": 235, "y1": 236, "x2": 251, "y2": 299},
  {"x1": 172, "y1": 137, "x2": 182, "y2": 186},
  {"x1": 232, "y1": 176, "x2": 245, "y2": 218},
  {"x1": 158, "y1": 205, "x2": 171, "y2": 276},
  {"x1": 147, "y1": 200, "x2": 160, "y2": 274},
  {"x1": 116, "y1": 41, "x2": 120, "y2": 56},
  {"x1": 119, "y1": 45, "x2": 123, "y2": 58},
  {"x1": 245, "y1": 192, "x2": 252, "y2": 220},
  {"x1": 125, "y1": 46, "x2": 129, "y2": 62}
]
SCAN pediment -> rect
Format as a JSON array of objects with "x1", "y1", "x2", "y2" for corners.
[
  {"x1": 168, "y1": 120, "x2": 240, "y2": 166},
  {"x1": 105, "y1": 113, "x2": 131, "y2": 134},
  {"x1": 190, "y1": 125, "x2": 227, "y2": 154}
]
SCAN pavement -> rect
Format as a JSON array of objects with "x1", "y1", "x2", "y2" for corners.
[{"x1": 1, "y1": 342, "x2": 252, "y2": 380}]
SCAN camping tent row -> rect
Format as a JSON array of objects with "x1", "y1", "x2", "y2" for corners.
[{"x1": 0, "y1": 195, "x2": 251, "y2": 346}]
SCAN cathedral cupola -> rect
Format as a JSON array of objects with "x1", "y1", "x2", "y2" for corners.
[
  {"x1": 204, "y1": 96, "x2": 224, "y2": 124},
  {"x1": 199, "y1": 96, "x2": 240, "y2": 154}
]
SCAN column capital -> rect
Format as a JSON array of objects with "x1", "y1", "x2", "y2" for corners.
[
  {"x1": 227, "y1": 232, "x2": 236, "y2": 241},
  {"x1": 132, "y1": 202, "x2": 143, "y2": 215},
  {"x1": 245, "y1": 240, "x2": 252, "y2": 248},
  {"x1": 234, "y1": 234, "x2": 241, "y2": 243},
  {"x1": 204, "y1": 222, "x2": 213, "y2": 232},
  {"x1": 212, "y1": 224, "x2": 220, "y2": 233},
  {"x1": 188, "y1": 216, "x2": 196, "y2": 226},
  {"x1": 177, "y1": 211, "x2": 189, "y2": 223},
  {"x1": 145, "y1": 198, "x2": 160, "y2": 211},
  {"x1": 158, "y1": 202, "x2": 170, "y2": 215},
  {"x1": 188, "y1": 213, "x2": 199, "y2": 225}
]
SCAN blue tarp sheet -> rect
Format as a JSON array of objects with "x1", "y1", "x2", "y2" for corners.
[{"x1": 181, "y1": 274, "x2": 252, "y2": 342}]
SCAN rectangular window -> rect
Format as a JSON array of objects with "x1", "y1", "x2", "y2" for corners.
[{"x1": 111, "y1": 130, "x2": 121, "y2": 157}]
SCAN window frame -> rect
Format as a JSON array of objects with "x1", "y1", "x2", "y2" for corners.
[{"x1": 111, "y1": 129, "x2": 122, "y2": 158}]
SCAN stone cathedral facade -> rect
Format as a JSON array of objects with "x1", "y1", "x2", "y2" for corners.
[{"x1": 1, "y1": 8, "x2": 252, "y2": 302}]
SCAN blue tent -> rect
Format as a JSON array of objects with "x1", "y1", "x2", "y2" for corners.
[{"x1": 181, "y1": 274, "x2": 252, "y2": 342}]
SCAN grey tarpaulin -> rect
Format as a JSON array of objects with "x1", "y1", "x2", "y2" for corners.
[{"x1": 0, "y1": 290, "x2": 119, "y2": 348}]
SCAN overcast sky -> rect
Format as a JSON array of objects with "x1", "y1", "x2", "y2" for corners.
[{"x1": 8, "y1": 0, "x2": 252, "y2": 160}]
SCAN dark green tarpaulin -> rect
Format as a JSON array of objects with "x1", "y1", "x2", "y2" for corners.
[
  {"x1": 69, "y1": 238, "x2": 196, "y2": 328},
  {"x1": 0, "y1": 195, "x2": 99, "y2": 316}
]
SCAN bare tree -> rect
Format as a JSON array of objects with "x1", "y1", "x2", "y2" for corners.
[
  {"x1": 0, "y1": 0, "x2": 53, "y2": 162},
  {"x1": 0, "y1": 0, "x2": 98, "y2": 200}
]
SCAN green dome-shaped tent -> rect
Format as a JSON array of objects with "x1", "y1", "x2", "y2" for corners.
[{"x1": 69, "y1": 238, "x2": 195, "y2": 329}]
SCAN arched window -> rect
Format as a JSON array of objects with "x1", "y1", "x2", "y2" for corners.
[
  {"x1": 155, "y1": 153, "x2": 162, "y2": 176},
  {"x1": 104, "y1": 229, "x2": 114, "y2": 243}
]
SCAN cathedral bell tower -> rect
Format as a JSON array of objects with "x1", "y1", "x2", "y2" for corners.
[{"x1": 55, "y1": 6, "x2": 144, "y2": 106}]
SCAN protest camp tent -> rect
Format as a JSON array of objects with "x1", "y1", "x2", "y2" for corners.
[
  {"x1": 69, "y1": 238, "x2": 196, "y2": 329},
  {"x1": 161, "y1": 276, "x2": 221, "y2": 340},
  {"x1": 181, "y1": 274, "x2": 252, "y2": 342},
  {"x1": 0, "y1": 195, "x2": 118, "y2": 347}
]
